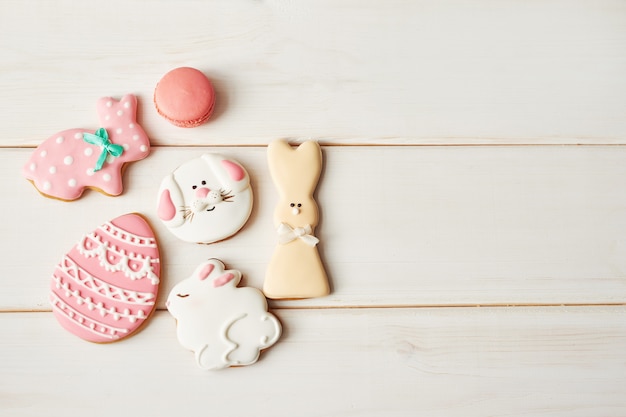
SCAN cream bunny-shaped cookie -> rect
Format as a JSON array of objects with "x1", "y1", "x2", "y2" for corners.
[{"x1": 263, "y1": 139, "x2": 330, "y2": 299}]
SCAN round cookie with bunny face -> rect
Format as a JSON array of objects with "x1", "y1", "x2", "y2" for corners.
[{"x1": 157, "y1": 154, "x2": 253, "y2": 244}]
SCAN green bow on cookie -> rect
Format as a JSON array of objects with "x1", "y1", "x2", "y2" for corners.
[{"x1": 82, "y1": 128, "x2": 124, "y2": 172}]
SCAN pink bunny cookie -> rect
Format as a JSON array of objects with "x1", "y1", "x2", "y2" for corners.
[
  {"x1": 157, "y1": 153, "x2": 253, "y2": 244},
  {"x1": 263, "y1": 139, "x2": 330, "y2": 299},
  {"x1": 166, "y1": 259, "x2": 281, "y2": 370},
  {"x1": 23, "y1": 94, "x2": 150, "y2": 201}
]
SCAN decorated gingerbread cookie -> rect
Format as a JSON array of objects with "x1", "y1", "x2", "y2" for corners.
[
  {"x1": 166, "y1": 259, "x2": 281, "y2": 370},
  {"x1": 23, "y1": 94, "x2": 150, "y2": 201},
  {"x1": 157, "y1": 153, "x2": 253, "y2": 244},
  {"x1": 50, "y1": 213, "x2": 161, "y2": 343},
  {"x1": 263, "y1": 139, "x2": 330, "y2": 299}
]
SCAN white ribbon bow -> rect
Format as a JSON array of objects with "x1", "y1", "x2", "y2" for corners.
[{"x1": 277, "y1": 223, "x2": 319, "y2": 247}]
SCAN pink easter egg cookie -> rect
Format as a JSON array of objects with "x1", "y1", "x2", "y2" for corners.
[
  {"x1": 22, "y1": 94, "x2": 150, "y2": 201},
  {"x1": 50, "y1": 213, "x2": 161, "y2": 343}
]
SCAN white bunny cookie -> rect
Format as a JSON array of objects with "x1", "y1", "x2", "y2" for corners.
[
  {"x1": 156, "y1": 153, "x2": 253, "y2": 244},
  {"x1": 166, "y1": 259, "x2": 281, "y2": 370},
  {"x1": 263, "y1": 139, "x2": 330, "y2": 299}
]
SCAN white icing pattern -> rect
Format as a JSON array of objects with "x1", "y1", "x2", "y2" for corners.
[
  {"x1": 51, "y1": 281, "x2": 149, "y2": 323},
  {"x1": 77, "y1": 233, "x2": 160, "y2": 285},
  {"x1": 276, "y1": 223, "x2": 319, "y2": 247},
  {"x1": 56, "y1": 255, "x2": 156, "y2": 305},
  {"x1": 50, "y1": 293, "x2": 130, "y2": 340},
  {"x1": 99, "y1": 221, "x2": 157, "y2": 248}
]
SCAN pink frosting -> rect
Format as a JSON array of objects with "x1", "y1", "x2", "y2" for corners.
[
  {"x1": 22, "y1": 95, "x2": 150, "y2": 201},
  {"x1": 157, "y1": 189, "x2": 176, "y2": 221},
  {"x1": 198, "y1": 263, "x2": 215, "y2": 281},
  {"x1": 221, "y1": 159, "x2": 245, "y2": 181},
  {"x1": 212, "y1": 272, "x2": 235, "y2": 288},
  {"x1": 50, "y1": 213, "x2": 161, "y2": 343}
]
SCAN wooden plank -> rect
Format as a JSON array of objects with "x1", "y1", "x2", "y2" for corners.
[
  {"x1": 1, "y1": 0, "x2": 625, "y2": 146},
  {"x1": 1, "y1": 307, "x2": 625, "y2": 416},
  {"x1": 3, "y1": 145, "x2": 626, "y2": 310}
]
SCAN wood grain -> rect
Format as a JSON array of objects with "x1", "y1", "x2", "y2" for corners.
[
  {"x1": 1, "y1": 308, "x2": 625, "y2": 417},
  {"x1": 0, "y1": 0, "x2": 625, "y2": 146},
  {"x1": 2, "y1": 1, "x2": 626, "y2": 415},
  {"x1": 2, "y1": 145, "x2": 626, "y2": 310}
]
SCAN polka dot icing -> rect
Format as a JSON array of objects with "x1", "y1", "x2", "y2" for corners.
[{"x1": 22, "y1": 94, "x2": 151, "y2": 201}]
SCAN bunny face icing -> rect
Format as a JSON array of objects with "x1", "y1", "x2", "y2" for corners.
[
  {"x1": 166, "y1": 259, "x2": 281, "y2": 370},
  {"x1": 275, "y1": 195, "x2": 318, "y2": 229},
  {"x1": 157, "y1": 154, "x2": 253, "y2": 244},
  {"x1": 268, "y1": 140, "x2": 322, "y2": 229}
]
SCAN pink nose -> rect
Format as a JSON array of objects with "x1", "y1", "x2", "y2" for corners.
[{"x1": 195, "y1": 187, "x2": 210, "y2": 198}]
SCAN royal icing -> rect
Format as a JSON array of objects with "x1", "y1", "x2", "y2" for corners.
[
  {"x1": 23, "y1": 95, "x2": 150, "y2": 201},
  {"x1": 156, "y1": 153, "x2": 253, "y2": 244},
  {"x1": 166, "y1": 259, "x2": 281, "y2": 370},
  {"x1": 50, "y1": 213, "x2": 161, "y2": 343},
  {"x1": 263, "y1": 140, "x2": 330, "y2": 299}
]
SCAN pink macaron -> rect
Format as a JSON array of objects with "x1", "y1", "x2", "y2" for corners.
[{"x1": 154, "y1": 67, "x2": 216, "y2": 128}]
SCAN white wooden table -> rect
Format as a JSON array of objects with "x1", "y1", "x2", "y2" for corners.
[{"x1": 1, "y1": 1, "x2": 625, "y2": 416}]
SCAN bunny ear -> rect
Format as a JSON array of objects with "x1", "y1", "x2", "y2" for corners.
[
  {"x1": 96, "y1": 94, "x2": 138, "y2": 121},
  {"x1": 197, "y1": 263, "x2": 215, "y2": 280},
  {"x1": 157, "y1": 173, "x2": 185, "y2": 227},
  {"x1": 200, "y1": 154, "x2": 250, "y2": 193},
  {"x1": 194, "y1": 259, "x2": 242, "y2": 287},
  {"x1": 120, "y1": 94, "x2": 138, "y2": 113},
  {"x1": 213, "y1": 269, "x2": 242, "y2": 287},
  {"x1": 194, "y1": 259, "x2": 225, "y2": 280},
  {"x1": 212, "y1": 272, "x2": 236, "y2": 287},
  {"x1": 267, "y1": 139, "x2": 322, "y2": 195}
]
